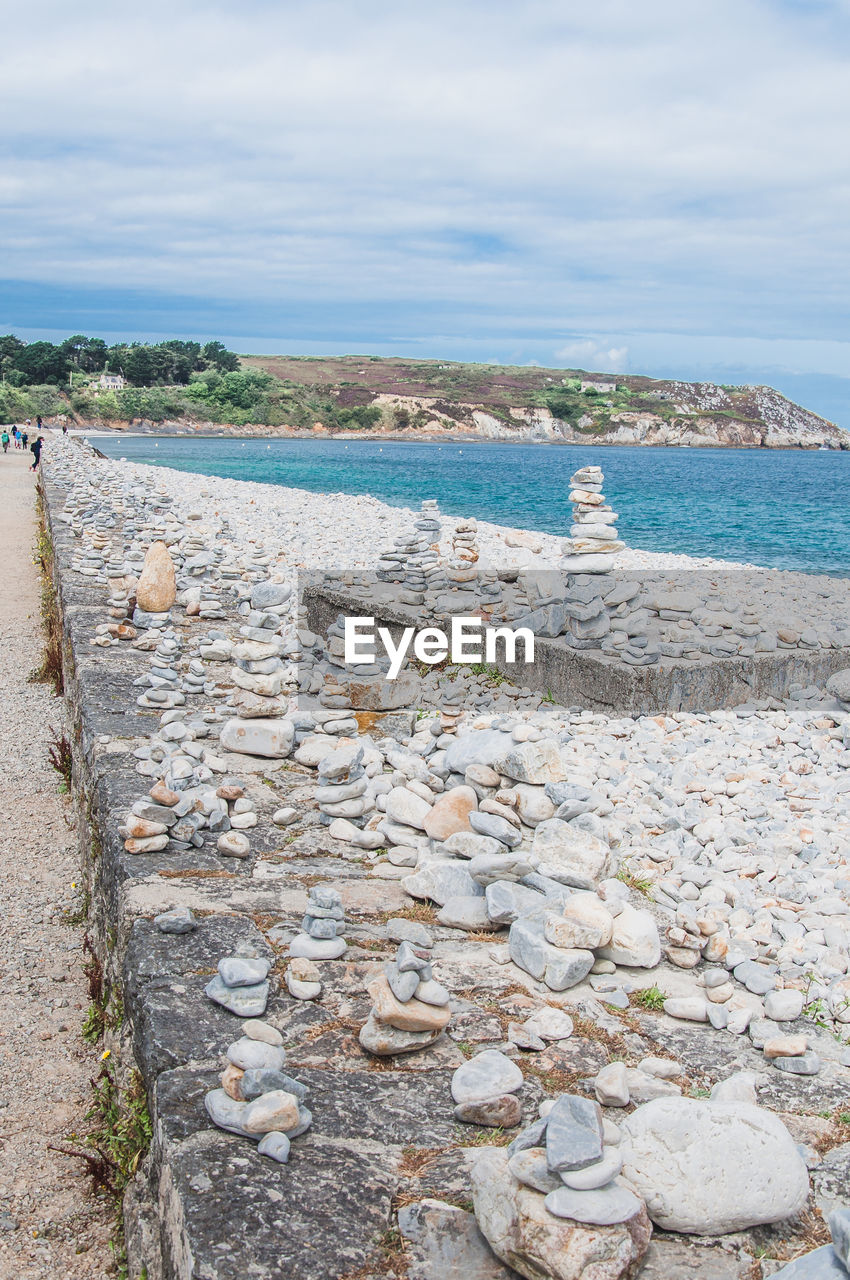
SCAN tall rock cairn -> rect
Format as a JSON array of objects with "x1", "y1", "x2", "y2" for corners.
[{"x1": 560, "y1": 466, "x2": 624, "y2": 574}]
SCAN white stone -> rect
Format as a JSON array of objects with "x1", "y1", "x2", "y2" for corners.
[
  {"x1": 620, "y1": 1098, "x2": 809, "y2": 1234},
  {"x1": 220, "y1": 717, "x2": 294, "y2": 759},
  {"x1": 596, "y1": 905, "x2": 661, "y2": 969}
]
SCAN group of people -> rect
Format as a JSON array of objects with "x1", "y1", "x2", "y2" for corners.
[{"x1": 1, "y1": 416, "x2": 47, "y2": 469}]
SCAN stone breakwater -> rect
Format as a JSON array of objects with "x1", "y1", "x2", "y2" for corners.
[{"x1": 39, "y1": 434, "x2": 850, "y2": 1280}]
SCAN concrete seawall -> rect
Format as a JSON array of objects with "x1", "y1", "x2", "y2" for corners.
[{"x1": 40, "y1": 473, "x2": 515, "y2": 1280}]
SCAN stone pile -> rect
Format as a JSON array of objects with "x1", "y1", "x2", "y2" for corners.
[
  {"x1": 315, "y1": 742, "x2": 372, "y2": 826},
  {"x1": 451, "y1": 1048, "x2": 525, "y2": 1127},
  {"x1": 205, "y1": 1018, "x2": 312, "y2": 1164},
  {"x1": 470, "y1": 1093, "x2": 652, "y2": 1280},
  {"x1": 289, "y1": 884, "x2": 347, "y2": 960},
  {"x1": 359, "y1": 940, "x2": 452, "y2": 1056},
  {"x1": 376, "y1": 499, "x2": 445, "y2": 608},
  {"x1": 206, "y1": 954, "x2": 271, "y2": 1018},
  {"x1": 560, "y1": 466, "x2": 624, "y2": 574}
]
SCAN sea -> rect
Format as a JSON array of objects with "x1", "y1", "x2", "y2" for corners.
[{"x1": 89, "y1": 436, "x2": 850, "y2": 577}]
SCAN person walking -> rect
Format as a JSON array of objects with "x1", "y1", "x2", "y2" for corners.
[
  {"x1": 20, "y1": 429, "x2": 28, "y2": 451},
  {"x1": 12, "y1": 427, "x2": 19, "y2": 449},
  {"x1": 1, "y1": 430, "x2": 9, "y2": 454},
  {"x1": 30, "y1": 436, "x2": 44, "y2": 471},
  {"x1": 36, "y1": 416, "x2": 42, "y2": 431}
]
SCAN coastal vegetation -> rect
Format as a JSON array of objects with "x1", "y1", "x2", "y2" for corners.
[{"x1": 0, "y1": 334, "x2": 843, "y2": 447}]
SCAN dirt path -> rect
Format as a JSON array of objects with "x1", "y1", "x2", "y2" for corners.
[{"x1": 0, "y1": 440, "x2": 113, "y2": 1279}]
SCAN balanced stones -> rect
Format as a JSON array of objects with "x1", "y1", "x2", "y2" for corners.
[{"x1": 359, "y1": 941, "x2": 451, "y2": 1056}]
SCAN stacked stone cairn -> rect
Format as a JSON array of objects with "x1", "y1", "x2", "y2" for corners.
[
  {"x1": 205, "y1": 1016, "x2": 312, "y2": 1165},
  {"x1": 469, "y1": 1093, "x2": 653, "y2": 1278},
  {"x1": 206, "y1": 953, "x2": 271, "y2": 1018},
  {"x1": 376, "y1": 499, "x2": 445, "y2": 609},
  {"x1": 560, "y1": 466, "x2": 623, "y2": 573},
  {"x1": 217, "y1": 580, "x2": 297, "y2": 788},
  {"x1": 289, "y1": 884, "x2": 347, "y2": 960},
  {"x1": 359, "y1": 940, "x2": 452, "y2": 1056}
]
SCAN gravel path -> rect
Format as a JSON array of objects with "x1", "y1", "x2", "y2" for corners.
[{"x1": 0, "y1": 444, "x2": 112, "y2": 1279}]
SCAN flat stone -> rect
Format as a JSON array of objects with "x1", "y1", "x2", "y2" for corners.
[
  {"x1": 368, "y1": 976, "x2": 452, "y2": 1033},
  {"x1": 226, "y1": 1038, "x2": 287, "y2": 1072},
  {"x1": 155, "y1": 906, "x2": 197, "y2": 934},
  {"x1": 204, "y1": 1087, "x2": 251, "y2": 1137},
  {"x1": 358, "y1": 1010, "x2": 444, "y2": 1057},
  {"x1": 243, "y1": 1019, "x2": 284, "y2": 1047},
  {"x1": 205, "y1": 975, "x2": 270, "y2": 1018},
  {"x1": 289, "y1": 934, "x2": 347, "y2": 960},
  {"x1": 545, "y1": 1094, "x2": 604, "y2": 1172},
  {"x1": 560, "y1": 1148, "x2": 623, "y2": 1190},
  {"x1": 219, "y1": 717, "x2": 294, "y2": 759},
  {"x1": 773, "y1": 1052, "x2": 821, "y2": 1075},
  {"x1": 452, "y1": 1051, "x2": 524, "y2": 1105},
  {"x1": 544, "y1": 1182, "x2": 642, "y2": 1225},
  {"x1": 218, "y1": 957, "x2": 271, "y2": 988},
  {"x1": 454, "y1": 1094, "x2": 523, "y2": 1128},
  {"x1": 769, "y1": 1246, "x2": 849, "y2": 1278},
  {"x1": 397, "y1": 1198, "x2": 518, "y2": 1280}
]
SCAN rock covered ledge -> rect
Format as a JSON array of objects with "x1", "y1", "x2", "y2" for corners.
[{"x1": 38, "y1": 434, "x2": 850, "y2": 1280}]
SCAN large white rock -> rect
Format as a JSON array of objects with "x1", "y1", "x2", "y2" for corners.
[
  {"x1": 596, "y1": 904, "x2": 660, "y2": 969},
  {"x1": 532, "y1": 819, "x2": 614, "y2": 890},
  {"x1": 219, "y1": 717, "x2": 294, "y2": 759},
  {"x1": 385, "y1": 786, "x2": 432, "y2": 831},
  {"x1": 492, "y1": 739, "x2": 567, "y2": 786},
  {"x1": 469, "y1": 1147, "x2": 651, "y2": 1280},
  {"x1": 619, "y1": 1098, "x2": 809, "y2": 1234}
]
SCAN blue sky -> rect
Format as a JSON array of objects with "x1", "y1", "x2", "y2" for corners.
[{"x1": 2, "y1": 0, "x2": 849, "y2": 423}]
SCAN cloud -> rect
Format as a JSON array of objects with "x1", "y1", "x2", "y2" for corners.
[
  {"x1": 0, "y1": 0, "x2": 848, "y2": 409},
  {"x1": 554, "y1": 340, "x2": 630, "y2": 374}
]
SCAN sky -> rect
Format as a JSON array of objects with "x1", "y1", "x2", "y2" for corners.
[{"x1": 2, "y1": 0, "x2": 850, "y2": 423}]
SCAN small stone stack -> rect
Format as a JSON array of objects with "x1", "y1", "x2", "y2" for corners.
[
  {"x1": 469, "y1": 1093, "x2": 650, "y2": 1271},
  {"x1": 377, "y1": 500, "x2": 445, "y2": 608},
  {"x1": 134, "y1": 539, "x2": 177, "y2": 628},
  {"x1": 359, "y1": 940, "x2": 452, "y2": 1056},
  {"x1": 315, "y1": 743, "x2": 372, "y2": 826},
  {"x1": 205, "y1": 954, "x2": 271, "y2": 1017},
  {"x1": 289, "y1": 885, "x2": 347, "y2": 960},
  {"x1": 205, "y1": 1020, "x2": 312, "y2": 1164},
  {"x1": 436, "y1": 676, "x2": 467, "y2": 737},
  {"x1": 560, "y1": 467, "x2": 624, "y2": 574}
]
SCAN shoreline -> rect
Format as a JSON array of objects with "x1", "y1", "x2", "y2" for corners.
[
  {"x1": 83, "y1": 434, "x2": 850, "y2": 582},
  {"x1": 86, "y1": 447, "x2": 850, "y2": 588},
  {"x1": 75, "y1": 425, "x2": 849, "y2": 451}
]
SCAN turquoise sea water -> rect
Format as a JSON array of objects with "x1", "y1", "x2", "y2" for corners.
[{"x1": 90, "y1": 436, "x2": 850, "y2": 577}]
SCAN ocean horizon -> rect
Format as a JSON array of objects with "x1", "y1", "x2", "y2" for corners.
[{"x1": 90, "y1": 435, "x2": 850, "y2": 578}]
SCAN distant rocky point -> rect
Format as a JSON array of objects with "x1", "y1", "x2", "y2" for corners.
[{"x1": 92, "y1": 354, "x2": 850, "y2": 448}]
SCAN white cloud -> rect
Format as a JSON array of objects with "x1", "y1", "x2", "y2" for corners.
[
  {"x1": 0, "y1": 0, "x2": 848, "y2": 371},
  {"x1": 555, "y1": 341, "x2": 629, "y2": 373}
]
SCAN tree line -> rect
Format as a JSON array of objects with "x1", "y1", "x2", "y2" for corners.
[{"x1": 0, "y1": 334, "x2": 240, "y2": 387}]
